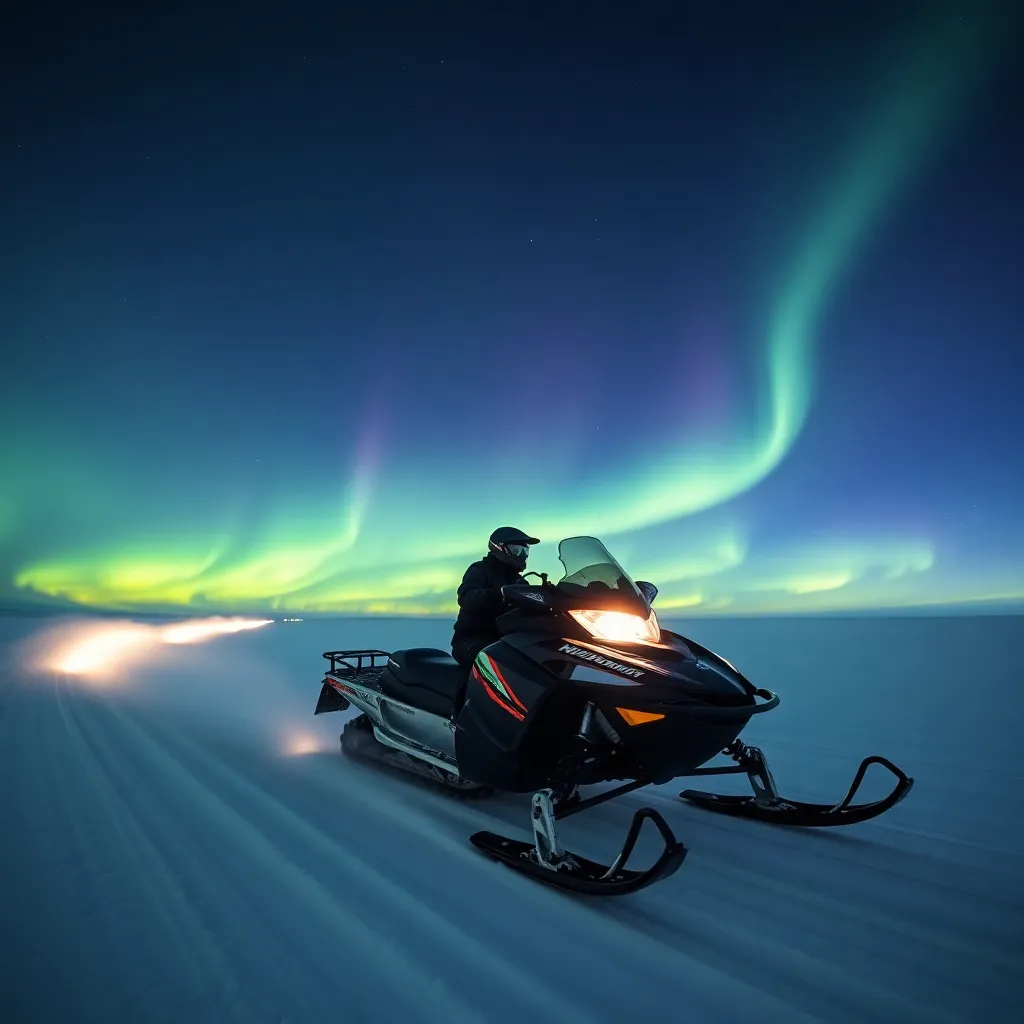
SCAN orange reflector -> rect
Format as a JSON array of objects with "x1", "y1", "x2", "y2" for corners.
[{"x1": 616, "y1": 707, "x2": 666, "y2": 726}]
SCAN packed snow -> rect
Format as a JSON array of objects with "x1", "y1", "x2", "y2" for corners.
[{"x1": 0, "y1": 613, "x2": 1021, "y2": 1023}]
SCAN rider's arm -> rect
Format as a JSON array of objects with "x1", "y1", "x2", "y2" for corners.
[{"x1": 457, "y1": 563, "x2": 503, "y2": 613}]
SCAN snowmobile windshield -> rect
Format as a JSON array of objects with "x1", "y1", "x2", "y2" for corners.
[{"x1": 556, "y1": 537, "x2": 644, "y2": 602}]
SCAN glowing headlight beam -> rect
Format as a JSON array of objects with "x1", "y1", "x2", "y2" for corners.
[{"x1": 568, "y1": 608, "x2": 661, "y2": 644}]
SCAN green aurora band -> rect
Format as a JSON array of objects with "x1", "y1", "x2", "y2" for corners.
[{"x1": 6, "y1": 11, "x2": 1017, "y2": 615}]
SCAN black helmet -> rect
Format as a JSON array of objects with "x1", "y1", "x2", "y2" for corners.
[{"x1": 488, "y1": 526, "x2": 540, "y2": 571}]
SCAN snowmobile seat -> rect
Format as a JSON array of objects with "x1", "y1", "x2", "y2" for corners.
[{"x1": 381, "y1": 648, "x2": 466, "y2": 717}]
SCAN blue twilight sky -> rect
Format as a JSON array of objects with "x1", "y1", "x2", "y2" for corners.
[{"x1": 2, "y1": 1, "x2": 1022, "y2": 615}]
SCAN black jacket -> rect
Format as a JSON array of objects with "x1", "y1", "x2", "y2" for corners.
[{"x1": 451, "y1": 553, "x2": 526, "y2": 645}]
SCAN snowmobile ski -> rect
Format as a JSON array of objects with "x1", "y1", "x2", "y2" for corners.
[
  {"x1": 680, "y1": 748, "x2": 914, "y2": 827},
  {"x1": 470, "y1": 791, "x2": 686, "y2": 896}
]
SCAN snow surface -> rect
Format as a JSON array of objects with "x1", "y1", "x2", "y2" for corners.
[{"x1": 0, "y1": 613, "x2": 1021, "y2": 1023}]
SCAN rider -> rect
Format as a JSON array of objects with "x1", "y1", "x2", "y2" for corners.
[{"x1": 451, "y1": 526, "x2": 540, "y2": 668}]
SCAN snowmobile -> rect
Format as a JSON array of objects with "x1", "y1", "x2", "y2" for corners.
[{"x1": 313, "y1": 536, "x2": 913, "y2": 896}]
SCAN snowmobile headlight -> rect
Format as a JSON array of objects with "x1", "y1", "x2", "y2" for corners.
[{"x1": 568, "y1": 608, "x2": 661, "y2": 644}]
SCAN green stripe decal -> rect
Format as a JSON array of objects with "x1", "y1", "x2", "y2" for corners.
[{"x1": 474, "y1": 653, "x2": 526, "y2": 711}]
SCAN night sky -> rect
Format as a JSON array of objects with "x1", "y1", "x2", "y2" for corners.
[{"x1": 3, "y1": 2, "x2": 1022, "y2": 616}]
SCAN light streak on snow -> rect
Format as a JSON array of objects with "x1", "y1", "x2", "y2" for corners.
[
  {"x1": 27, "y1": 616, "x2": 273, "y2": 681},
  {"x1": 160, "y1": 618, "x2": 273, "y2": 645},
  {"x1": 52, "y1": 622, "x2": 155, "y2": 677}
]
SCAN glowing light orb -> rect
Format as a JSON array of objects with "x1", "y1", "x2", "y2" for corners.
[
  {"x1": 282, "y1": 731, "x2": 323, "y2": 756},
  {"x1": 54, "y1": 622, "x2": 154, "y2": 676}
]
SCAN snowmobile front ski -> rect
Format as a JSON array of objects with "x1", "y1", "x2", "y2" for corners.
[
  {"x1": 679, "y1": 742, "x2": 914, "y2": 827},
  {"x1": 470, "y1": 786, "x2": 687, "y2": 896}
]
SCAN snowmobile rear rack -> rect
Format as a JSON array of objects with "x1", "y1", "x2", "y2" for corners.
[
  {"x1": 680, "y1": 743, "x2": 914, "y2": 827},
  {"x1": 322, "y1": 649, "x2": 391, "y2": 677},
  {"x1": 316, "y1": 650, "x2": 392, "y2": 715}
]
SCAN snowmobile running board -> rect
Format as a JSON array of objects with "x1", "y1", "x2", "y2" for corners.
[{"x1": 680, "y1": 747, "x2": 914, "y2": 827}]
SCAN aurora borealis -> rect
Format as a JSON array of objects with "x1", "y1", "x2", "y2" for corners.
[{"x1": 3, "y1": 3, "x2": 1022, "y2": 617}]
